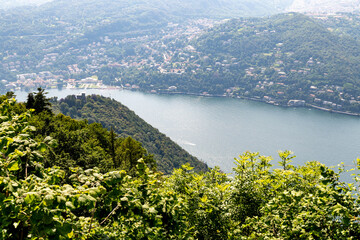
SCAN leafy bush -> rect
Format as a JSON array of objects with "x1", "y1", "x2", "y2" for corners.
[{"x1": 1, "y1": 97, "x2": 360, "y2": 239}]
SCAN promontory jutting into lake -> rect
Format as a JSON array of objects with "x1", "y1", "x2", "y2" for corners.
[{"x1": 15, "y1": 89, "x2": 360, "y2": 174}]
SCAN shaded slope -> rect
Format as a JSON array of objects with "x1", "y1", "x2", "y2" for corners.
[{"x1": 56, "y1": 94, "x2": 208, "y2": 174}]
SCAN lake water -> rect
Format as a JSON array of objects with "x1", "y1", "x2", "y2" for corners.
[{"x1": 14, "y1": 89, "x2": 360, "y2": 178}]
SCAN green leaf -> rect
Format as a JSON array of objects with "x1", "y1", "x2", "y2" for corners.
[
  {"x1": 121, "y1": 196, "x2": 128, "y2": 202},
  {"x1": 149, "y1": 207, "x2": 157, "y2": 214},
  {"x1": 67, "y1": 231, "x2": 74, "y2": 238},
  {"x1": 200, "y1": 196, "x2": 208, "y2": 203},
  {"x1": 57, "y1": 195, "x2": 66, "y2": 204},
  {"x1": 25, "y1": 193, "x2": 38, "y2": 204},
  {"x1": 66, "y1": 201, "x2": 75, "y2": 209},
  {"x1": 7, "y1": 161, "x2": 19, "y2": 171},
  {"x1": 0, "y1": 138, "x2": 8, "y2": 150},
  {"x1": 78, "y1": 196, "x2": 87, "y2": 205},
  {"x1": 39, "y1": 142, "x2": 47, "y2": 153},
  {"x1": 44, "y1": 194, "x2": 54, "y2": 206},
  {"x1": 28, "y1": 126, "x2": 36, "y2": 132}
]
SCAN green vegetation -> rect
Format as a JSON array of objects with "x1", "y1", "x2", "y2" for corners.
[
  {"x1": 19, "y1": 90, "x2": 155, "y2": 176},
  {"x1": 316, "y1": 13, "x2": 360, "y2": 42},
  {"x1": 3, "y1": 5, "x2": 360, "y2": 114},
  {"x1": 103, "y1": 13, "x2": 360, "y2": 113},
  {"x1": 53, "y1": 94, "x2": 207, "y2": 174},
  {"x1": 1, "y1": 92, "x2": 360, "y2": 239},
  {"x1": 0, "y1": 0, "x2": 278, "y2": 81}
]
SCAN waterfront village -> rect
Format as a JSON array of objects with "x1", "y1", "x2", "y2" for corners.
[
  {"x1": 3, "y1": 68, "x2": 358, "y2": 116},
  {"x1": 1, "y1": 72, "x2": 118, "y2": 91},
  {"x1": 1, "y1": 13, "x2": 360, "y2": 115}
]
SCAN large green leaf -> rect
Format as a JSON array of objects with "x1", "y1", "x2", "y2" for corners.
[{"x1": 7, "y1": 161, "x2": 19, "y2": 171}]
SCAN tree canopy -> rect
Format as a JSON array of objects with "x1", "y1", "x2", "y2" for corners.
[{"x1": 53, "y1": 94, "x2": 208, "y2": 174}]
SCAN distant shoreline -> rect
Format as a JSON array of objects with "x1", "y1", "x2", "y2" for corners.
[
  {"x1": 143, "y1": 90, "x2": 360, "y2": 117},
  {"x1": 8, "y1": 86, "x2": 360, "y2": 117}
]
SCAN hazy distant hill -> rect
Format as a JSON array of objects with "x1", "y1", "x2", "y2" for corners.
[
  {"x1": 287, "y1": 0, "x2": 360, "y2": 13},
  {"x1": 37, "y1": 0, "x2": 278, "y2": 20},
  {"x1": 0, "y1": 0, "x2": 280, "y2": 61},
  {"x1": 2, "y1": 0, "x2": 359, "y2": 16},
  {"x1": 0, "y1": 0, "x2": 281, "y2": 44},
  {"x1": 0, "y1": 0, "x2": 52, "y2": 9}
]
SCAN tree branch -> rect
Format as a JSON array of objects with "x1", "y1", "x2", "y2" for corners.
[{"x1": 100, "y1": 203, "x2": 121, "y2": 225}]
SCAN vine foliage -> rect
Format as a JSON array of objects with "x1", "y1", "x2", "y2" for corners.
[{"x1": 1, "y1": 96, "x2": 360, "y2": 239}]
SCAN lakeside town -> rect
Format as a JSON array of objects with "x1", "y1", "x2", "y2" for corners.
[
  {"x1": 1, "y1": 12, "x2": 360, "y2": 116},
  {"x1": 2, "y1": 72, "x2": 118, "y2": 91}
]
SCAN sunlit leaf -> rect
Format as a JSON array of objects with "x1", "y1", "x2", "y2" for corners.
[{"x1": 7, "y1": 161, "x2": 19, "y2": 171}]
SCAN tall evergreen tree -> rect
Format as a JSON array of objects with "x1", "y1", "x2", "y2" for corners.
[
  {"x1": 26, "y1": 88, "x2": 52, "y2": 114},
  {"x1": 26, "y1": 93, "x2": 35, "y2": 109}
]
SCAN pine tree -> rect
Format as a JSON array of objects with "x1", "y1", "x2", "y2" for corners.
[
  {"x1": 26, "y1": 88, "x2": 52, "y2": 114},
  {"x1": 26, "y1": 93, "x2": 35, "y2": 109}
]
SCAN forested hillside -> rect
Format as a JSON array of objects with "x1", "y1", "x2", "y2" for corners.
[
  {"x1": 0, "y1": 0, "x2": 278, "y2": 40},
  {"x1": 3, "y1": 3, "x2": 360, "y2": 115},
  {"x1": 13, "y1": 90, "x2": 156, "y2": 176},
  {"x1": 110, "y1": 13, "x2": 360, "y2": 113},
  {"x1": 53, "y1": 94, "x2": 207, "y2": 174},
  {"x1": 193, "y1": 12, "x2": 360, "y2": 91},
  {"x1": 315, "y1": 12, "x2": 360, "y2": 41},
  {"x1": 1, "y1": 92, "x2": 360, "y2": 239},
  {"x1": 0, "y1": 0, "x2": 277, "y2": 83}
]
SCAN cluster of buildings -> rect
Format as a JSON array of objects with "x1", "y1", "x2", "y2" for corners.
[
  {"x1": 2, "y1": 71, "x2": 62, "y2": 91},
  {"x1": 60, "y1": 19, "x2": 220, "y2": 76},
  {"x1": 2, "y1": 71, "x2": 108, "y2": 91},
  {"x1": 2, "y1": 12, "x2": 360, "y2": 115}
]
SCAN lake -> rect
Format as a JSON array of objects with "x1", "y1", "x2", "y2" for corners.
[{"x1": 14, "y1": 88, "x2": 360, "y2": 178}]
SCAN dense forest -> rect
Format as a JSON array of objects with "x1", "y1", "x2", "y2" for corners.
[
  {"x1": 52, "y1": 94, "x2": 208, "y2": 174},
  {"x1": 15, "y1": 89, "x2": 158, "y2": 176},
  {"x1": 1, "y1": 91, "x2": 360, "y2": 239}
]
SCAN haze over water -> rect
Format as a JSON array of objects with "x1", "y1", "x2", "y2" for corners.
[{"x1": 15, "y1": 89, "x2": 360, "y2": 176}]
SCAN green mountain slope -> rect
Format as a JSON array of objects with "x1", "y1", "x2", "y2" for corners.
[
  {"x1": 115, "y1": 13, "x2": 360, "y2": 113},
  {"x1": 314, "y1": 13, "x2": 360, "y2": 41},
  {"x1": 191, "y1": 13, "x2": 360, "y2": 109},
  {"x1": 0, "y1": 0, "x2": 278, "y2": 37},
  {"x1": 0, "y1": 0, "x2": 278, "y2": 82},
  {"x1": 194, "y1": 13, "x2": 360, "y2": 84},
  {"x1": 55, "y1": 94, "x2": 208, "y2": 174}
]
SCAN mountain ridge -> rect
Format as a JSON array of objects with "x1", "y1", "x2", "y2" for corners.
[
  {"x1": 54, "y1": 94, "x2": 208, "y2": 174},
  {"x1": 287, "y1": 0, "x2": 360, "y2": 13}
]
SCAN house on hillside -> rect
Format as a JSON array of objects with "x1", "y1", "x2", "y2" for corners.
[{"x1": 288, "y1": 100, "x2": 306, "y2": 107}]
